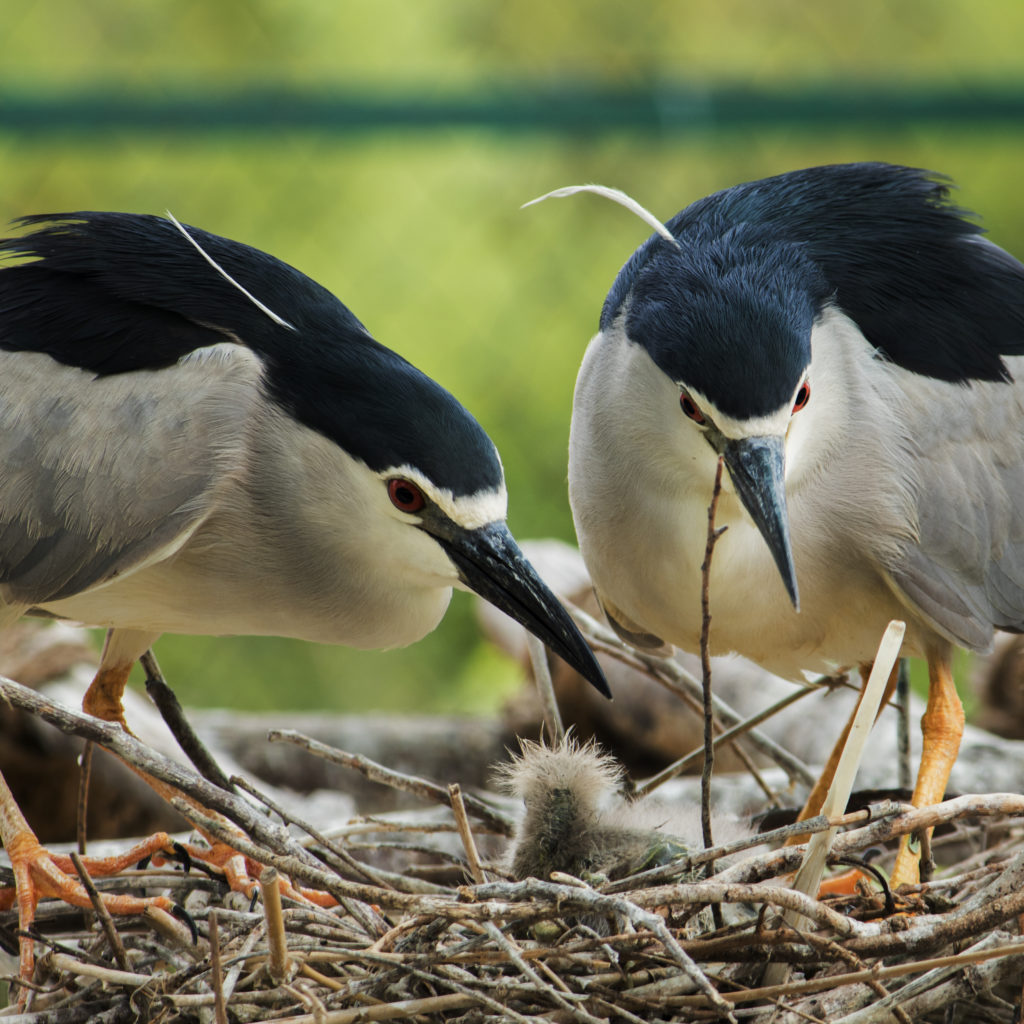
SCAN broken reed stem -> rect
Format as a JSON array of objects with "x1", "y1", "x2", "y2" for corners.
[
  {"x1": 261, "y1": 867, "x2": 290, "y2": 984},
  {"x1": 448, "y1": 783, "x2": 487, "y2": 884},
  {"x1": 68, "y1": 850, "x2": 130, "y2": 972}
]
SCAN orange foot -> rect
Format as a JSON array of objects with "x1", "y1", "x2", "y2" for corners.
[
  {"x1": 150, "y1": 840, "x2": 338, "y2": 908},
  {"x1": 0, "y1": 828, "x2": 179, "y2": 1004}
]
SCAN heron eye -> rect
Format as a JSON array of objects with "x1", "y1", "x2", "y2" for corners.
[
  {"x1": 792, "y1": 381, "x2": 811, "y2": 413},
  {"x1": 680, "y1": 393, "x2": 705, "y2": 424},
  {"x1": 387, "y1": 478, "x2": 426, "y2": 513}
]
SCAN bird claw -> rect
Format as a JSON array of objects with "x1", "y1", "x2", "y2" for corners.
[{"x1": 0, "y1": 829, "x2": 178, "y2": 1007}]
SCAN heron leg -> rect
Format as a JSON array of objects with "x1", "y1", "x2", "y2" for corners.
[
  {"x1": 0, "y1": 768, "x2": 176, "y2": 1006},
  {"x1": 889, "y1": 652, "x2": 963, "y2": 889}
]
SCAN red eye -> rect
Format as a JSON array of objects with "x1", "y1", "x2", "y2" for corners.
[
  {"x1": 387, "y1": 478, "x2": 426, "y2": 513},
  {"x1": 792, "y1": 381, "x2": 811, "y2": 413},
  {"x1": 680, "y1": 393, "x2": 705, "y2": 424}
]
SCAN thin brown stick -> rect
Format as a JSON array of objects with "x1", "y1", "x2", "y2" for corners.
[
  {"x1": 141, "y1": 648, "x2": 235, "y2": 791},
  {"x1": 67, "y1": 851, "x2": 129, "y2": 972},
  {"x1": 267, "y1": 729, "x2": 514, "y2": 835},
  {"x1": 448, "y1": 783, "x2": 486, "y2": 884},
  {"x1": 0, "y1": 675, "x2": 320, "y2": 865},
  {"x1": 231, "y1": 772, "x2": 398, "y2": 899},
  {"x1": 527, "y1": 632, "x2": 564, "y2": 743},
  {"x1": 208, "y1": 910, "x2": 228, "y2": 1024},
  {"x1": 76, "y1": 742, "x2": 92, "y2": 857},
  {"x1": 567, "y1": 606, "x2": 817, "y2": 787},
  {"x1": 667, "y1": 938, "x2": 1024, "y2": 1010},
  {"x1": 699, "y1": 457, "x2": 727, "y2": 933},
  {"x1": 699, "y1": 460, "x2": 726, "y2": 845},
  {"x1": 635, "y1": 680, "x2": 825, "y2": 798}
]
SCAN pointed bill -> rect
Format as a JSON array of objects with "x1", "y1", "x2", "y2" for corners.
[
  {"x1": 432, "y1": 520, "x2": 611, "y2": 698},
  {"x1": 720, "y1": 435, "x2": 800, "y2": 610}
]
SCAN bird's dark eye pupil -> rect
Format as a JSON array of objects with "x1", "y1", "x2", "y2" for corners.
[
  {"x1": 793, "y1": 382, "x2": 811, "y2": 412},
  {"x1": 387, "y1": 478, "x2": 426, "y2": 513}
]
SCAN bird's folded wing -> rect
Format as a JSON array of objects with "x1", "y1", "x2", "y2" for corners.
[
  {"x1": 882, "y1": 382, "x2": 1024, "y2": 650},
  {"x1": 0, "y1": 345, "x2": 260, "y2": 609}
]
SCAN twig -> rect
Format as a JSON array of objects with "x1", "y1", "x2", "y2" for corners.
[
  {"x1": 480, "y1": 920, "x2": 601, "y2": 1022},
  {"x1": 667, "y1": 938, "x2": 1024, "y2": 1011},
  {"x1": 267, "y1": 729, "x2": 514, "y2": 835},
  {"x1": 782, "y1": 622, "x2": 905, "y2": 922},
  {"x1": 469, "y1": 878, "x2": 738, "y2": 1022},
  {"x1": 246, "y1": 992, "x2": 476, "y2": 1024},
  {"x1": 207, "y1": 910, "x2": 228, "y2": 1024},
  {"x1": 0, "y1": 675, "x2": 320, "y2": 867},
  {"x1": 604, "y1": 802, "x2": 905, "y2": 893},
  {"x1": 141, "y1": 649, "x2": 235, "y2": 791},
  {"x1": 527, "y1": 632, "x2": 564, "y2": 743},
  {"x1": 231, "y1": 772, "x2": 399, "y2": 901},
  {"x1": 68, "y1": 851, "x2": 130, "y2": 972},
  {"x1": 699, "y1": 457, "x2": 727, "y2": 930},
  {"x1": 568, "y1": 607, "x2": 817, "y2": 788},
  {"x1": 42, "y1": 951, "x2": 149, "y2": 988},
  {"x1": 76, "y1": 742, "x2": 93, "y2": 856},
  {"x1": 896, "y1": 658, "x2": 912, "y2": 792},
  {"x1": 633, "y1": 679, "x2": 827, "y2": 798},
  {"x1": 448, "y1": 783, "x2": 487, "y2": 884}
]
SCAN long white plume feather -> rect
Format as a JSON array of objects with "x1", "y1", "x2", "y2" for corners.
[
  {"x1": 165, "y1": 211, "x2": 296, "y2": 331},
  {"x1": 522, "y1": 184, "x2": 680, "y2": 249}
]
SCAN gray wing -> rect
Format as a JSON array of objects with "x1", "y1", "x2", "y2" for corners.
[
  {"x1": 0, "y1": 344, "x2": 262, "y2": 610},
  {"x1": 881, "y1": 362, "x2": 1024, "y2": 651}
]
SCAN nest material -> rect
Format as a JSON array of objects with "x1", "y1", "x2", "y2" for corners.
[{"x1": 3, "y1": 675, "x2": 1024, "y2": 1024}]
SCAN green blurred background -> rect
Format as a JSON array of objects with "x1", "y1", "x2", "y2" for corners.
[{"x1": 3, "y1": 1, "x2": 1022, "y2": 714}]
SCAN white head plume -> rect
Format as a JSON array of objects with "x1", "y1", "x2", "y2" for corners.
[
  {"x1": 523, "y1": 184, "x2": 680, "y2": 249},
  {"x1": 165, "y1": 211, "x2": 296, "y2": 331}
]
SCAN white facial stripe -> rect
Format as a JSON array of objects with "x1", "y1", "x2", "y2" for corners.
[
  {"x1": 381, "y1": 464, "x2": 507, "y2": 529},
  {"x1": 680, "y1": 384, "x2": 792, "y2": 440}
]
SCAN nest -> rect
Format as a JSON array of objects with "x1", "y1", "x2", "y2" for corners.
[{"x1": 3, "y1": 668, "x2": 1024, "y2": 1024}]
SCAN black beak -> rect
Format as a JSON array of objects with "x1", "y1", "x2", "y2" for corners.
[
  {"x1": 433, "y1": 520, "x2": 611, "y2": 698},
  {"x1": 720, "y1": 435, "x2": 800, "y2": 610}
]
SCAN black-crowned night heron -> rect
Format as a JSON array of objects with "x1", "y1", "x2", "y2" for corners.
[
  {"x1": 540, "y1": 162, "x2": 1024, "y2": 888},
  {"x1": 0, "y1": 211, "x2": 608, "y2": 990}
]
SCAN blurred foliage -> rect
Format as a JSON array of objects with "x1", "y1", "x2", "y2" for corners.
[{"x1": 2, "y1": 0, "x2": 1022, "y2": 711}]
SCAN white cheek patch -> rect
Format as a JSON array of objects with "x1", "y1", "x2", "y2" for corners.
[
  {"x1": 380, "y1": 464, "x2": 508, "y2": 529},
  {"x1": 680, "y1": 383, "x2": 792, "y2": 441}
]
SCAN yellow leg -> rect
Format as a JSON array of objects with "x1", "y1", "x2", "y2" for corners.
[{"x1": 889, "y1": 652, "x2": 964, "y2": 889}]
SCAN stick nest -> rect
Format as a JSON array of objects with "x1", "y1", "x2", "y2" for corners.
[{"x1": 3, "y1": 677, "x2": 1024, "y2": 1024}]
